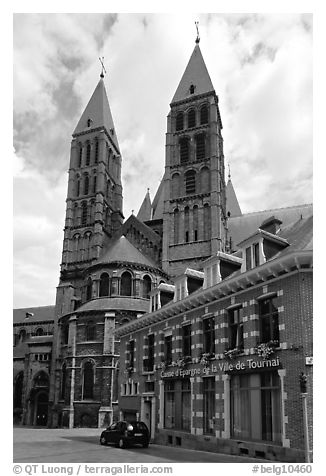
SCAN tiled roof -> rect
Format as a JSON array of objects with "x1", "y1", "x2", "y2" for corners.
[
  {"x1": 278, "y1": 216, "x2": 313, "y2": 254},
  {"x1": 13, "y1": 305, "x2": 55, "y2": 325},
  {"x1": 97, "y1": 236, "x2": 158, "y2": 268},
  {"x1": 228, "y1": 204, "x2": 313, "y2": 250},
  {"x1": 75, "y1": 297, "x2": 149, "y2": 313}
]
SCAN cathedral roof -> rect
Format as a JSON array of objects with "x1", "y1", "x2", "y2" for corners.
[
  {"x1": 73, "y1": 77, "x2": 120, "y2": 152},
  {"x1": 226, "y1": 178, "x2": 242, "y2": 218},
  {"x1": 228, "y1": 203, "x2": 313, "y2": 249},
  {"x1": 171, "y1": 44, "x2": 215, "y2": 104},
  {"x1": 13, "y1": 305, "x2": 55, "y2": 325},
  {"x1": 137, "y1": 189, "x2": 152, "y2": 222},
  {"x1": 97, "y1": 235, "x2": 158, "y2": 268},
  {"x1": 75, "y1": 297, "x2": 150, "y2": 314}
]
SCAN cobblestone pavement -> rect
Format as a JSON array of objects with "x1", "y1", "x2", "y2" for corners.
[{"x1": 13, "y1": 427, "x2": 265, "y2": 464}]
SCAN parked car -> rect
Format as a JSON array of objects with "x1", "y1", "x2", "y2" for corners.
[{"x1": 100, "y1": 421, "x2": 150, "y2": 448}]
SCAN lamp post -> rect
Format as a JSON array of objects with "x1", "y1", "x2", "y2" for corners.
[{"x1": 299, "y1": 372, "x2": 310, "y2": 463}]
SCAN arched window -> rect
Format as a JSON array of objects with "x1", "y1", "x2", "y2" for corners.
[
  {"x1": 203, "y1": 203, "x2": 211, "y2": 240},
  {"x1": 93, "y1": 175, "x2": 97, "y2": 194},
  {"x1": 200, "y1": 167, "x2": 210, "y2": 193},
  {"x1": 84, "y1": 174, "x2": 89, "y2": 195},
  {"x1": 14, "y1": 372, "x2": 24, "y2": 408},
  {"x1": 121, "y1": 271, "x2": 132, "y2": 296},
  {"x1": 193, "y1": 205, "x2": 199, "y2": 241},
  {"x1": 83, "y1": 361, "x2": 94, "y2": 399},
  {"x1": 179, "y1": 137, "x2": 190, "y2": 164},
  {"x1": 195, "y1": 133, "x2": 206, "y2": 160},
  {"x1": 184, "y1": 206, "x2": 190, "y2": 243},
  {"x1": 86, "y1": 143, "x2": 91, "y2": 166},
  {"x1": 35, "y1": 328, "x2": 44, "y2": 336},
  {"x1": 19, "y1": 329, "x2": 26, "y2": 343},
  {"x1": 73, "y1": 203, "x2": 79, "y2": 226},
  {"x1": 76, "y1": 174, "x2": 81, "y2": 197},
  {"x1": 78, "y1": 145, "x2": 83, "y2": 167},
  {"x1": 171, "y1": 173, "x2": 181, "y2": 199},
  {"x1": 87, "y1": 119, "x2": 92, "y2": 128},
  {"x1": 143, "y1": 275, "x2": 152, "y2": 299},
  {"x1": 81, "y1": 201, "x2": 88, "y2": 226},
  {"x1": 185, "y1": 170, "x2": 196, "y2": 195},
  {"x1": 60, "y1": 364, "x2": 66, "y2": 400},
  {"x1": 200, "y1": 104, "x2": 209, "y2": 124},
  {"x1": 174, "y1": 208, "x2": 180, "y2": 244},
  {"x1": 86, "y1": 277, "x2": 93, "y2": 301},
  {"x1": 63, "y1": 324, "x2": 69, "y2": 345},
  {"x1": 94, "y1": 139, "x2": 99, "y2": 164},
  {"x1": 189, "y1": 84, "x2": 195, "y2": 95},
  {"x1": 83, "y1": 232, "x2": 92, "y2": 261},
  {"x1": 176, "y1": 112, "x2": 184, "y2": 131},
  {"x1": 187, "y1": 109, "x2": 196, "y2": 128},
  {"x1": 99, "y1": 273, "x2": 110, "y2": 297},
  {"x1": 85, "y1": 321, "x2": 95, "y2": 341},
  {"x1": 73, "y1": 234, "x2": 80, "y2": 261}
]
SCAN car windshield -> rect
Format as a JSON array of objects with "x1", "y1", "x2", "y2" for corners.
[{"x1": 128, "y1": 421, "x2": 147, "y2": 431}]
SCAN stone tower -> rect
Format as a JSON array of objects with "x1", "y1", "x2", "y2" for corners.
[
  {"x1": 56, "y1": 74, "x2": 124, "y2": 316},
  {"x1": 162, "y1": 40, "x2": 228, "y2": 276}
]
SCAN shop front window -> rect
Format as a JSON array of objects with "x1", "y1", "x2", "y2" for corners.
[
  {"x1": 164, "y1": 380, "x2": 175, "y2": 429},
  {"x1": 203, "y1": 377, "x2": 215, "y2": 434},
  {"x1": 181, "y1": 380, "x2": 191, "y2": 431},
  {"x1": 164, "y1": 379, "x2": 191, "y2": 432},
  {"x1": 230, "y1": 372, "x2": 281, "y2": 443}
]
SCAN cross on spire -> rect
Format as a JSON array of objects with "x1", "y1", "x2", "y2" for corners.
[
  {"x1": 99, "y1": 57, "x2": 107, "y2": 78},
  {"x1": 195, "y1": 21, "x2": 200, "y2": 44}
]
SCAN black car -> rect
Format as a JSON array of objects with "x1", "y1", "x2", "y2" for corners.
[{"x1": 100, "y1": 421, "x2": 150, "y2": 448}]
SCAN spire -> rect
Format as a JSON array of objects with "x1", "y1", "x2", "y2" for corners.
[
  {"x1": 99, "y1": 56, "x2": 107, "y2": 79},
  {"x1": 73, "y1": 76, "x2": 120, "y2": 152},
  {"x1": 226, "y1": 169, "x2": 242, "y2": 218},
  {"x1": 195, "y1": 21, "x2": 200, "y2": 44},
  {"x1": 171, "y1": 42, "x2": 214, "y2": 103},
  {"x1": 137, "y1": 188, "x2": 153, "y2": 222}
]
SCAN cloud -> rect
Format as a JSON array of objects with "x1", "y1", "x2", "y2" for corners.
[{"x1": 13, "y1": 13, "x2": 312, "y2": 307}]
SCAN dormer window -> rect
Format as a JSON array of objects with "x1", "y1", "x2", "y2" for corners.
[
  {"x1": 189, "y1": 84, "x2": 195, "y2": 94},
  {"x1": 87, "y1": 118, "x2": 92, "y2": 128},
  {"x1": 245, "y1": 242, "x2": 260, "y2": 270}
]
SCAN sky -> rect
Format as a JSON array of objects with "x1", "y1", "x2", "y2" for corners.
[{"x1": 13, "y1": 12, "x2": 313, "y2": 309}]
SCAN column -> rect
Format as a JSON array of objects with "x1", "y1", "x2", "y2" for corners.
[
  {"x1": 103, "y1": 312, "x2": 115, "y2": 354},
  {"x1": 190, "y1": 377, "x2": 195, "y2": 434},
  {"x1": 151, "y1": 397, "x2": 156, "y2": 440},
  {"x1": 158, "y1": 380, "x2": 164, "y2": 429},
  {"x1": 278, "y1": 369, "x2": 290, "y2": 447},
  {"x1": 68, "y1": 315, "x2": 77, "y2": 429},
  {"x1": 221, "y1": 374, "x2": 231, "y2": 439}
]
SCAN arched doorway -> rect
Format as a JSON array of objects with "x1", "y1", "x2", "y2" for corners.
[
  {"x1": 35, "y1": 391, "x2": 48, "y2": 426},
  {"x1": 28, "y1": 371, "x2": 49, "y2": 426}
]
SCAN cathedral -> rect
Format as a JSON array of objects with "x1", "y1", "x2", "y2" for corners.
[{"x1": 13, "y1": 36, "x2": 313, "y2": 461}]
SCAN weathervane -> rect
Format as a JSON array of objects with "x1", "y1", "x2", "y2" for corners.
[
  {"x1": 195, "y1": 21, "x2": 200, "y2": 44},
  {"x1": 99, "y1": 57, "x2": 107, "y2": 78}
]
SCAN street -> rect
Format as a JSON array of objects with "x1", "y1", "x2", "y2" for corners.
[{"x1": 13, "y1": 427, "x2": 264, "y2": 464}]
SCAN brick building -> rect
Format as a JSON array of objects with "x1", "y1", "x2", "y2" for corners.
[
  {"x1": 116, "y1": 215, "x2": 313, "y2": 461},
  {"x1": 13, "y1": 35, "x2": 312, "y2": 460}
]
